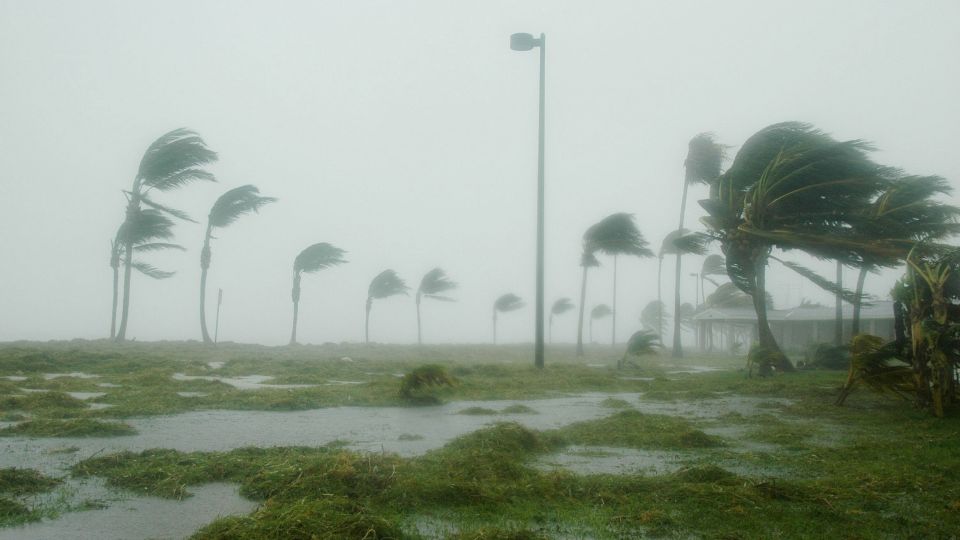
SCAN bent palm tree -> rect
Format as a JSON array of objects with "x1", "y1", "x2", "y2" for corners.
[
  {"x1": 619, "y1": 330, "x2": 661, "y2": 369},
  {"x1": 109, "y1": 210, "x2": 184, "y2": 338},
  {"x1": 493, "y1": 293, "x2": 524, "y2": 344},
  {"x1": 199, "y1": 185, "x2": 276, "y2": 343},
  {"x1": 549, "y1": 298, "x2": 575, "y2": 343},
  {"x1": 583, "y1": 213, "x2": 653, "y2": 346},
  {"x1": 641, "y1": 300, "x2": 667, "y2": 333},
  {"x1": 115, "y1": 128, "x2": 218, "y2": 341},
  {"x1": 575, "y1": 249, "x2": 600, "y2": 357},
  {"x1": 290, "y1": 243, "x2": 347, "y2": 345},
  {"x1": 700, "y1": 122, "x2": 895, "y2": 371},
  {"x1": 416, "y1": 268, "x2": 458, "y2": 345},
  {"x1": 701, "y1": 254, "x2": 726, "y2": 290},
  {"x1": 674, "y1": 133, "x2": 726, "y2": 357},
  {"x1": 366, "y1": 269, "x2": 409, "y2": 344},
  {"x1": 589, "y1": 304, "x2": 612, "y2": 343}
]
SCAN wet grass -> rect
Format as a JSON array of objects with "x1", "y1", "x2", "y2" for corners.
[
  {"x1": 4, "y1": 342, "x2": 960, "y2": 537},
  {"x1": 0, "y1": 468, "x2": 61, "y2": 526},
  {"x1": 0, "y1": 418, "x2": 136, "y2": 437}
]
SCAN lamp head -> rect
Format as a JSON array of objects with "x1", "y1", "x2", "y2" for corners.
[{"x1": 510, "y1": 33, "x2": 539, "y2": 51}]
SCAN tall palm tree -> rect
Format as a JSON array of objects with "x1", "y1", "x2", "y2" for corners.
[
  {"x1": 549, "y1": 297, "x2": 575, "y2": 343},
  {"x1": 582, "y1": 213, "x2": 653, "y2": 347},
  {"x1": 109, "y1": 210, "x2": 184, "y2": 338},
  {"x1": 366, "y1": 269, "x2": 409, "y2": 344},
  {"x1": 114, "y1": 128, "x2": 218, "y2": 341},
  {"x1": 493, "y1": 293, "x2": 524, "y2": 344},
  {"x1": 290, "y1": 243, "x2": 347, "y2": 345},
  {"x1": 575, "y1": 249, "x2": 600, "y2": 357},
  {"x1": 415, "y1": 268, "x2": 458, "y2": 345},
  {"x1": 589, "y1": 304, "x2": 612, "y2": 343},
  {"x1": 658, "y1": 228, "x2": 689, "y2": 341},
  {"x1": 199, "y1": 185, "x2": 276, "y2": 344},
  {"x1": 700, "y1": 122, "x2": 897, "y2": 371},
  {"x1": 674, "y1": 133, "x2": 726, "y2": 357}
]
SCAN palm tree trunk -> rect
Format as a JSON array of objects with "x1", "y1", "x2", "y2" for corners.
[
  {"x1": 416, "y1": 293, "x2": 422, "y2": 346},
  {"x1": 612, "y1": 255, "x2": 617, "y2": 346},
  {"x1": 835, "y1": 260, "x2": 843, "y2": 345},
  {"x1": 576, "y1": 265, "x2": 589, "y2": 357},
  {"x1": 657, "y1": 257, "x2": 663, "y2": 339},
  {"x1": 110, "y1": 262, "x2": 119, "y2": 339},
  {"x1": 672, "y1": 249, "x2": 683, "y2": 358},
  {"x1": 365, "y1": 297, "x2": 372, "y2": 344},
  {"x1": 753, "y1": 257, "x2": 794, "y2": 372},
  {"x1": 199, "y1": 227, "x2": 213, "y2": 344},
  {"x1": 290, "y1": 274, "x2": 301, "y2": 345},
  {"x1": 852, "y1": 266, "x2": 868, "y2": 336},
  {"x1": 115, "y1": 198, "x2": 139, "y2": 342}
]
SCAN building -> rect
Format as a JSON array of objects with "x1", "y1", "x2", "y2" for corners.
[{"x1": 691, "y1": 301, "x2": 895, "y2": 352}]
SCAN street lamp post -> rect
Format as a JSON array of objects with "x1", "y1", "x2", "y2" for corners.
[{"x1": 510, "y1": 32, "x2": 546, "y2": 369}]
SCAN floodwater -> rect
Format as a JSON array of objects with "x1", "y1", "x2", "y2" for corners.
[{"x1": 0, "y1": 390, "x2": 796, "y2": 539}]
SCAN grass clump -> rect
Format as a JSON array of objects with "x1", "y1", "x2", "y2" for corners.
[
  {"x1": 0, "y1": 391, "x2": 87, "y2": 414},
  {"x1": 0, "y1": 497, "x2": 36, "y2": 525},
  {"x1": 458, "y1": 407, "x2": 498, "y2": 415},
  {"x1": 399, "y1": 364, "x2": 457, "y2": 404},
  {"x1": 501, "y1": 404, "x2": 537, "y2": 414},
  {"x1": 599, "y1": 397, "x2": 631, "y2": 409},
  {"x1": 554, "y1": 410, "x2": 722, "y2": 450},
  {"x1": 0, "y1": 468, "x2": 61, "y2": 496},
  {"x1": 0, "y1": 418, "x2": 135, "y2": 437}
]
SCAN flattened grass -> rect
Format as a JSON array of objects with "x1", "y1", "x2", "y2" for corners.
[{"x1": 0, "y1": 418, "x2": 135, "y2": 437}]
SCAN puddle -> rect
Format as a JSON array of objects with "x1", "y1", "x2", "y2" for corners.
[
  {"x1": 206, "y1": 361, "x2": 225, "y2": 370},
  {"x1": 177, "y1": 392, "x2": 209, "y2": 398},
  {"x1": 1, "y1": 376, "x2": 28, "y2": 382},
  {"x1": 326, "y1": 380, "x2": 366, "y2": 385},
  {"x1": 97, "y1": 383, "x2": 122, "y2": 388},
  {"x1": 18, "y1": 388, "x2": 48, "y2": 393},
  {"x1": 0, "y1": 480, "x2": 255, "y2": 540},
  {"x1": 171, "y1": 373, "x2": 315, "y2": 391},
  {"x1": 537, "y1": 445, "x2": 687, "y2": 476},
  {"x1": 43, "y1": 373, "x2": 100, "y2": 380},
  {"x1": 617, "y1": 376, "x2": 655, "y2": 381},
  {"x1": 666, "y1": 365, "x2": 727, "y2": 375},
  {"x1": 66, "y1": 392, "x2": 107, "y2": 401}
]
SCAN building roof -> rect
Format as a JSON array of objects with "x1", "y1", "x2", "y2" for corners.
[{"x1": 692, "y1": 301, "x2": 894, "y2": 323}]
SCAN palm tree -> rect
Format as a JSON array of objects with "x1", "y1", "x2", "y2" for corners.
[
  {"x1": 290, "y1": 243, "x2": 347, "y2": 345},
  {"x1": 575, "y1": 249, "x2": 600, "y2": 357},
  {"x1": 700, "y1": 254, "x2": 726, "y2": 291},
  {"x1": 493, "y1": 293, "x2": 524, "y2": 344},
  {"x1": 619, "y1": 330, "x2": 661, "y2": 368},
  {"x1": 415, "y1": 268, "x2": 458, "y2": 345},
  {"x1": 114, "y1": 129, "x2": 218, "y2": 341},
  {"x1": 700, "y1": 122, "x2": 896, "y2": 371},
  {"x1": 582, "y1": 213, "x2": 653, "y2": 347},
  {"x1": 641, "y1": 300, "x2": 667, "y2": 333},
  {"x1": 109, "y1": 210, "x2": 184, "y2": 338},
  {"x1": 849, "y1": 176, "x2": 960, "y2": 334},
  {"x1": 658, "y1": 228, "x2": 695, "y2": 342},
  {"x1": 674, "y1": 133, "x2": 726, "y2": 357},
  {"x1": 549, "y1": 298, "x2": 575, "y2": 343},
  {"x1": 366, "y1": 269, "x2": 409, "y2": 344},
  {"x1": 589, "y1": 304, "x2": 612, "y2": 343},
  {"x1": 199, "y1": 185, "x2": 276, "y2": 343}
]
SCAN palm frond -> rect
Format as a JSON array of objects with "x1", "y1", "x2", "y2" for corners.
[
  {"x1": 294, "y1": 243, "x2": 347, "y2": 274},
  {"x1": 701, "y1": 254, "x2": 726, "y2": 276},
  {"x1": 133, "y1": 242, "x2": 185, "y2": 252},
  {"x1": 590, "y1": 304, "x2": 612, "y2": 320},
  {"x1": 140, "y1": 195, "x2": 196, "y2": 223},
  {"x1": 771, "y1": 256, "x2": 869, "y2": 305},
  {"x1": 705, "y1": 282, "x2": 771, "y2": 309},
  {"x1": 130, "y1": 261, "x2": 175, "y2": 279},
  {"x1": 584, "y1": 213, "x2": 654, "y2": 258},
  {"x1": 685, "y1": 132, "x2": 727, "y2": 186},
  {"x1": 118, "y1": 209, "x2": 177, "y2": 245},
  {"x1": 137, "y1": 128, "x2": 218, "y2": 191},
  {"x1": 640, "y1": 300, "x2": 667, "y2": 330},
  {"x1": 624, "y1": 330, "x2": 662, "y2": 356},
  {"x1": 208, "y1": 185, "x2": 277, "y2": 229},
  {"x1": 551, "y1": 297, "x2": 575, "y2": 316},
  {"x1": 494, "y1": 293, "x2": 525, "y2": 313},
  {"x1": 419, "y1": 268, "x2": 458, "y2": 297},
  {"x1": 368, "y1": 269, "x2": 409, "y2": 299},
  {"x1": 581, "y1": 250, "x2": 600, "y2": 268},
  {"x1": 424, "y1": 294, "x2": 456, "y2": 302}
]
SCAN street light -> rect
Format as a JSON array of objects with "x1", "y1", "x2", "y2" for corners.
[{"x1": 510, "y1": 32, "x2": 546, "y2": 369}]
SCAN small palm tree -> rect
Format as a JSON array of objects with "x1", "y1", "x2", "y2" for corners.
[
  {"x1": 701, "y1": 254, "x2": 726, "y2": 290},
  {"x1": 640, "y1": 300, "x2": 667, "y2": 333},
  {"x1": 619, "y1": 330, "x2": 661, "y2": 369},
  {"x1": 290, "y1": 243, "x2": 347, "y2": 345},
  {"x1": 549, "y1": 298, "x2": 575, "y2": 343},
  {"x1": 493, "y1": 293, "x2": 524, "y2": 344},
  {"x1": 416, "y1": 268, "x2": 458, "y2": 345},
  {"x1": 115, "y1": 129, "x2": 217, "y2": 341},
  {"x1": 582, "y1": 213, "x2": 653, "y2": 347},
  {"x1": 199, "y1": 185, "x2": 276, "y2": 343},
  {"x1": 575, "y1": 250, "x2": 600, "y2": 356},
  {"x1": 109, "y1": 210, "x2": 184, "y2": 338},
  {"x1": 366, "y1": 269, "x2": 409, "y2": 344},
  {"x1": 589, "y1": 304, "x2": 612, "y2": 343}
]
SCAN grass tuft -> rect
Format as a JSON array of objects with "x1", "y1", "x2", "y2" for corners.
[{"x1": 0, "y1": 418, "x2": 136, "y2": 437}]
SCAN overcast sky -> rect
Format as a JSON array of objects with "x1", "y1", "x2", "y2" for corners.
[{"x1": 1, "y1": 0, "x2": 958, "y2": 346}]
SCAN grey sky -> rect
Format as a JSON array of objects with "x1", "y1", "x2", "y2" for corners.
[{"x1": 1, "y1": 1, "x2": 958, "y2": 345}]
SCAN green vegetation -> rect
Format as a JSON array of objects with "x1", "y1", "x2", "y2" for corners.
[
  {"x1": 553, "y1": 410, "x2": 722, "y2": 449},
  {"x1": 0, "y1": 468, "x2": 61, "y2": 526},
  {"x1": 399, "y1": 364, "x2": 457, "y2": 404},
  {"x1": 0, "y1": 418, "x2": 136, "y2": 437}
]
